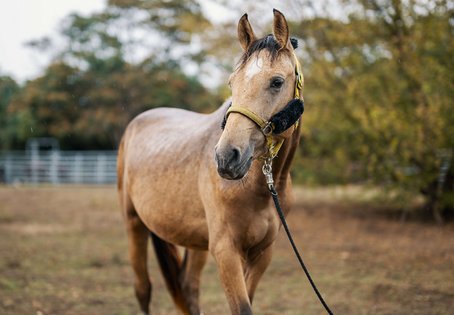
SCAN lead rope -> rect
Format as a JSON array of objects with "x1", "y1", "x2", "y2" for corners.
[{"x1": 262, "y1": 159, "x2": 334, "y2": 315}]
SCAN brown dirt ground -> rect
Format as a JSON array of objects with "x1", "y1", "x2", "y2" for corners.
[{"x1": 0, "y1": 185, "x2": 453, "y2": 315}]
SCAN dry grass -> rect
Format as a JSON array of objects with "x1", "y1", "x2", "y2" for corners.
[{"x1": 0, "y1": 185, "x2": 453, "y2": 314}]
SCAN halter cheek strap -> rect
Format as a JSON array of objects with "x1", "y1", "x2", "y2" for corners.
[
  {"x1": 226, "y1": 106, "x2": 284, "y2": 160},
  {"x1": 224, "y1": 51, "x2": 304, "y2": 160},
  {"x1": 293, "y1": 52, "x2": 304, "y2": 100}
]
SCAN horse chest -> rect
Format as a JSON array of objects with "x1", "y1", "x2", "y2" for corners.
[{"x1": 239, "y1": 207, "x2": 279, "y2": 250}]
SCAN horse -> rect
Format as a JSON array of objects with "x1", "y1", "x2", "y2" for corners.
[{"x1": 117, "y1": 9, "x2": 304, "y2": 315}]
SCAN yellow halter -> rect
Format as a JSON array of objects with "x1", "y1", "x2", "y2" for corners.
[{"x1": 225, "y1": 51, "x2": 303, "y2": 160}]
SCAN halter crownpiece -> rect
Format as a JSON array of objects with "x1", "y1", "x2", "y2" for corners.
[{"x1": 222, "y1": 50, "x2": 304, "y2": 160}]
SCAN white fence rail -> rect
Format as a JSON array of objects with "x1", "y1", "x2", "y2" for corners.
[{"x1": 0, "y1": 151, "x2": 117, "y2": 184}]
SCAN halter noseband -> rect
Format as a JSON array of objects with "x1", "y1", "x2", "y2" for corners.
[{"x1": 224, "y1": 51, "x2": 304, "y2": 160}]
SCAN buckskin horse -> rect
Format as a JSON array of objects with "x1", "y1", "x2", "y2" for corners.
[{"x1": 117, "y1": 9, "x2": 305, "y2": 315}]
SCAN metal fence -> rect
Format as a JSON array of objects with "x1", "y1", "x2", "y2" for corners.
[{"x1": 0, "y1": 151, "x2": 117, "y2": 184}]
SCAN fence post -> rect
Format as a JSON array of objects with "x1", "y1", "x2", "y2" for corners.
[
  {"x1": 74, "y1": 154, "x2": 83, "y2": 184},
  {"x1": 31, "y1": 149, "x2": 38, "y2": 184},
  {"x1": 96, "y1": 154, "x2": 106, "y2": 184},
  {"x1": 5, "y1": 155, "x2": 12, "y2": 184},
  {"x1": 50, "y1": 151, "x2": 59, "y2": 184}
]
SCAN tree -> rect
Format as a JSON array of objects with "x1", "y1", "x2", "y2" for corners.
[
  {"x1": 8, "y1": 3, "x2": 220, "y2": 150},
  {"x1": 0, "y1": 76, "x2": 21, "y2": 150},
  {"x1": 290, "y1": 0, "x2": 454, "y2": 220}
]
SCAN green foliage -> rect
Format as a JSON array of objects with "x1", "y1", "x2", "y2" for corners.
[
  {"x1": 0, "y1": 76, "x2": 20, "y2": 149},
  {"x1": 8, "y1": 59, "x2": 218, "y2": 150},
  {"x1": 289, "y1": 0, "x2": 454, "y2": 218},
  {"x1": 3, "y1": 1, "x2": 219, "y2": 150},
  {"x1": 109, "y1": 0, "x2": 210, "y2": 36}
]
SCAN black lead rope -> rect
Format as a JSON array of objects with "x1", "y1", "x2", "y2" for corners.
[{"x1": 269, "y1": 186, "x2": 334, "y2": 315}]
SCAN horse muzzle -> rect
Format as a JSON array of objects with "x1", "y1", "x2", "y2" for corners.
[{"x1": 215, "y1": 145, "x2": 253, "y2": 180}]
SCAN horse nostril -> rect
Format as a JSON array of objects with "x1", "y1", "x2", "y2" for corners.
[
  {"x1": 215, "y1": 145, "x2": 252, "y2": 180},
  {"x1": 215, "y1": 146, "x2": 241, "y2": 174},
  {"x1": 231, "y1": 147, "x2": 240, "y2": 163}
]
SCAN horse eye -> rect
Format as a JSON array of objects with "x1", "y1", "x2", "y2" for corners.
[{"x1": 270, "y1": 77, "x2": 284, "y2": 89}]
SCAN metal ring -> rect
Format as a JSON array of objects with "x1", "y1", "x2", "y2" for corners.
[{"x1": 262, "y1": 163, "x2": 272, "y2": 174}]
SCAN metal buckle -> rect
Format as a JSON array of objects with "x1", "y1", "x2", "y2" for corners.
[{"x1": 261, "y1": 122, "x2": 273, "y2": 136}]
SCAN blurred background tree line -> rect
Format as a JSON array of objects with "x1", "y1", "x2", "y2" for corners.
[{"x1": 0, "y1": 0, "x2": 452, "y2": 220}]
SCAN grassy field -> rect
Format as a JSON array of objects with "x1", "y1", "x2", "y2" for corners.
[{"x1": 0, "y1": 185, "x2": 453, "y2": 315}]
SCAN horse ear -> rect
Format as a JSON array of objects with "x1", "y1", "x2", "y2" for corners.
[
  {"x1": 273, "y1": 9, "x2": 289, "y2": 50},
  {"x1": 238, "y1": 13, "x2": 257, "y2": 51}
]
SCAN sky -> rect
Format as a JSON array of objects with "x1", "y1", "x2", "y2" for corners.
[
  {"x1": 0, "y1": 0, "x2": 331, "y2": 84},
  {"x1": 0, "y1": 0, "x2": 235, "y2": 84},
  {"x1": 0, "y1": 0, "x2": 106, "y2": 83}
]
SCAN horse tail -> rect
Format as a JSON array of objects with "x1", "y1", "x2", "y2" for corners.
[{"x1": 150, "y1": 232, "x2": 190, "y2": 314}]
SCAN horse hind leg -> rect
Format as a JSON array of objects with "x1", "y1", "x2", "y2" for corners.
[
  {"x1": 150, "y1": 233, "x2": 207, "y2": 315},
  {"x1": 180, "y1": 249, "x2": 208, "y2": 315},
  {"x1": 124, "y1": 196, "x2": 152, "y2": 314}
]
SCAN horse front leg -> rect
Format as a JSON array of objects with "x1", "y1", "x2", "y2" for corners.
[
  {"x1": 211, "y1": 238, "x2": 252, "y2": 315},
  {"x1": 244, "y1": 245, "x2": 273, "y2": 303}
]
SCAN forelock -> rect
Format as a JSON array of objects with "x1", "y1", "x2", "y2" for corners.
[
  {"x1": 239, "y1": 34, "x2": 280, "y2": 67},
  {"x1": 237, "y1": 34, "x2": 299, "y2": 70}
]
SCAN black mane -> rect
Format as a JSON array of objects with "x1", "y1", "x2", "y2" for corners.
[{"x1": 239, "y1": 34, "x2": 298, "y2": 66}]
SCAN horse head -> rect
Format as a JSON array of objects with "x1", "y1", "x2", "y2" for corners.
[{"x1": 215, "y1": 9, "x2": 304, "y2": 180}]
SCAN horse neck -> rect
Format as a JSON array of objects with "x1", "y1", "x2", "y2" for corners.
[{"x1": 271, "y1": 126, "x2": 301, "y2": 190}]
